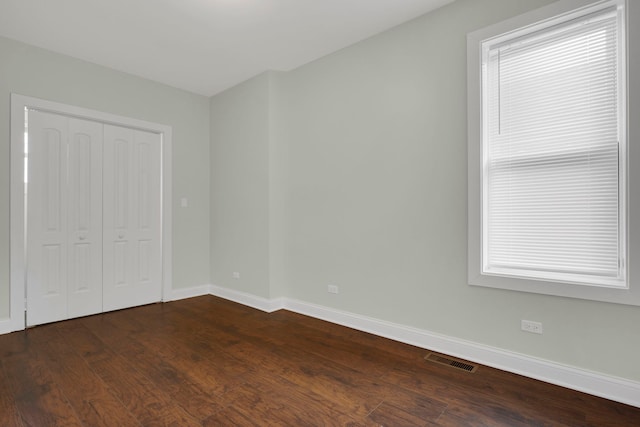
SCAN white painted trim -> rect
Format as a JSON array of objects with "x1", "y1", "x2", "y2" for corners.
[
  {"x1": 9, "y1": 93, "x2": 173, "y2": 332},
  {"x1": 170, "y1": 284, "x2": 211, "y2": 301},
  {"x1": 467, "y1": 0, "x2": 640, "y2": 306},
  {"x1": 4, "y1": 281, "x2": 638, "y2": 408},
  {"x1": 0, "y1": 319, "x2": 14, "y2": 335},
  {"x1": 9, "y1": 95, "x2": 26, "y2": 334},
  {"x1": 203, "y1": 286, "x2": 640, "y2": 409},
  {"x1": 209, "y1": 284, "x2": 283, "y2": 313},
  {"x1": 281, "y1": 298, "x2": 640, "y2": 408},
  {"x1": 161, "y1": 127, "x2": 173, "y2": 304}
]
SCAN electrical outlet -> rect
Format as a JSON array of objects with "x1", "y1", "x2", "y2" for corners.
[
  {"x1": 328, "y1": 285, "x2": 339, "y2": 294},
  {"x1": 232, "y1": 272, "x2": 240, "y2": 279},
  {"x1": 521, "y1": 320, "x2": 543, "y2": 334}
]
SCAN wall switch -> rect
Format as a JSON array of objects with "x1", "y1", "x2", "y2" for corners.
[
  {"x1": 181, "y1": 197, "x2": 188, "y2": 208},
  {"x1": 232, "y1": 272, "x2": 240, "y2": 279},
  {"x1": 521, "y1": 320, "x2": 543, "y2": 334},
  {"x1": 328, "y1": 285, "x2": 339, "y2": 294}
]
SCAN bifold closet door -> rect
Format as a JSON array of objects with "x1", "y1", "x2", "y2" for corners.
[
  {"x1": 26, "y1": 111, "x2": 103, "y2": 326},
  {"x1": 103, "y1": 125, "x2": 162, "y2": 311}
]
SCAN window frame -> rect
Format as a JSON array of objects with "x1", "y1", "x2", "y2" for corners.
[{"x1": 467, "y1": 0, "x2": 640, "y2": 305}]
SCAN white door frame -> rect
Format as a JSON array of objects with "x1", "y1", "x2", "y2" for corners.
[{"x1": 10, "y1": 94, "x2": 173, "y2": 332}]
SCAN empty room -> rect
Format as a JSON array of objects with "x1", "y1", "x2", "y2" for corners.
[{"x1": 1, "y1": 0, "x2": 639, "y2": 425}]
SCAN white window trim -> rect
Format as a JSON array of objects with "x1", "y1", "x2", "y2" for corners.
[{"x1": 467, "y1": 0, "x2": 640, "y2": 305}]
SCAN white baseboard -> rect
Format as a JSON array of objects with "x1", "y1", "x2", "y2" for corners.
[
  {"x1": 0, "y1": 318, "x2": 13, "y2": 335},
  {"x1": 3, "y1": 282, "x2": 638, "y2": 409},
  {"x1": 206, "y1": 284, "x2": 640, "y2": 409},
  {"x1": 169, "y1": 284, "x2": 212, "y2": 301},
  {"x1": 281, "y1": 298, "x2": 640, "y2": 409},
  {"x1": 209, "y1": 284, "x2": 283, "y2": 312},
  {"x1": 0, "y1": 313, "x2": 25, "y2": 334},
  {"x1": 0, "y1": 285, "x2": 211, "y2": 335}
]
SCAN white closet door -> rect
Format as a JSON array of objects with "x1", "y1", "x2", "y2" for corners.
[
  {"x1": 26, "y1": 111, "x2": 103, "y2": 326},
  {"x1": 67, "y1": 118, "x2": 103, "y2": 319},
  {"x1": 103, "y1": 125, "x2": 162, "y2": 311}
]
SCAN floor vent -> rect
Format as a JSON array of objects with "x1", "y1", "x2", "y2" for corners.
[{"x1": 424, "y1": 352, "x2": 478, "y2": 373}]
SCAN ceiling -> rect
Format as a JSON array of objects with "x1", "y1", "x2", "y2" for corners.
[{"x1": 0, "y1": 0, "x2": 454, "y2": 96}]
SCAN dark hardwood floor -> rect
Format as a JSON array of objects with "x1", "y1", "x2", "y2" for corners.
[{"x1": 1, "y1": 295, "x2": 638, "y2": 426}]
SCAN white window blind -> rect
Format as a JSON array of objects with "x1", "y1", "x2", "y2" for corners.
[{"x1": 481, "y1": 4, "x2": 626, "y2": 287}]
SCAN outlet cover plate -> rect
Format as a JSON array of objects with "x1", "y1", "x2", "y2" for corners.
[{"x1": 521, "y1": 320, "x2": 543, "y2": 334}]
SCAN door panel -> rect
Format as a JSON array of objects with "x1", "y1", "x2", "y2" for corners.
[
  {"x1": 66, "y1": 118, "x2": 103, "y2": 319},
  {"x1": 27, "y1": 112, "x2": 103, "y2": 326},
  {"x1": 27, "y1": 111, "x2": 162, "y2": 326},
  {"x1": 103, "y1": 125, "x2": 162, "y2": 311},
  {"x1": 27, "y1": 111, "x2": 69, "y2": 326}
]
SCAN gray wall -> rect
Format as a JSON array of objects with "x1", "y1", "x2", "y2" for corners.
[
  {"x1": 210, "y1": 73, "x2": 271, "y2": 298},
  {"x1": 210, "y1": 71, "x2": 288, "y2": 299},
  {"x1": 210, "y1": 0, "x2": 640, "y2": 382},
  {"x1": 0, "y1": 36, "x2": 211, "y2": 319}
]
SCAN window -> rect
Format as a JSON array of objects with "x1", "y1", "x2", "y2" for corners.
[{"x1": 467, "y1": 0, "x2": 640, "y2": 305}]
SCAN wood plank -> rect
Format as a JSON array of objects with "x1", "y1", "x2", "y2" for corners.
[
  {"x1": 83, "y1": 313, "x2": 226, "y2": 421},
  {"x1": 3, "y1": 353, "x2": 83, "y2": 426},
  {"x1": 0, "y1": 331, "x2": 30, "y2": 360},
  {"x1": 0, "y1": 360, "x2": 24, "y2": 427},
  {"x1": 57, "y1": 319, "x2": 202, "y2": 426},
  {"x1": 204, "y1": 376, "x2": 361, "y2": 426},
  {"x1": 38, "y1": 334, "x2": 142, "y2": 427},
  {"x1": 113, "y1": 311, "x2": 250, "y2": 396},
  {"x1": 368, "y1": 401, "x2": 442, "y2": 427},
  {"x1": 88, "y1": 347, "x2": 203, "y2": 426},
  {"x1": 1, "y1": 295, "x2": 639, "y2": 426},
  {"x1": 382, "y1": 355, "x2": 586, "y2": 426}
]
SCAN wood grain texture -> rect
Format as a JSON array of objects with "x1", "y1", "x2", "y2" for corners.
[
  {"x1": 0, "y1": 360, "x2": 24, "y2": 427},
  {"x1": 0, "y1": 295, "x2": 638, "y2": 426}
]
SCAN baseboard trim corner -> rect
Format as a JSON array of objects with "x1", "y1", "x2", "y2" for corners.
[
  {"x1": 281, "y1": 298, "x2": 640, "y2": 408},
  {"x1": 3, "y1": 285, "x2": 636, "y2": 410},
  {"x1": 198, "y1": 286, "x2": 640, "y2": 409},
  {"x1": 209, "y1": 284, "x2": 284, "y2": 313}
]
